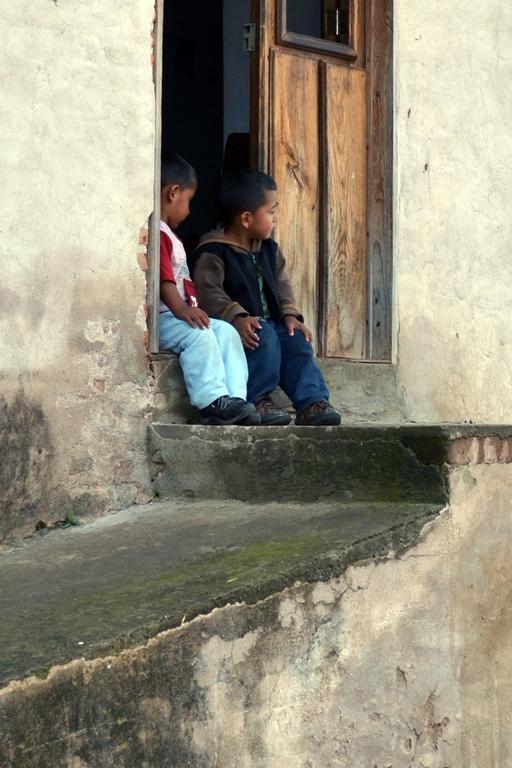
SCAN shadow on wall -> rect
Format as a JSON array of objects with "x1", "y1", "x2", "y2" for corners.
[{"x1": 0, "y1": 388, "x2": 54, "y2": 541}]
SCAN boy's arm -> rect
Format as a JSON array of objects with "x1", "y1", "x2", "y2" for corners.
[
  {"x1": 159, "y1": 234, "x2": 209, "y2": 328},
  {"x1": 274, "y1": 245, "x2": 304, "y2": 322},
  {"x1": 193, "y1": 251, "x2": 249, "y2": 324},
  {"x1": 160, "y1": 282, "x2": 210, "y2": 329}
]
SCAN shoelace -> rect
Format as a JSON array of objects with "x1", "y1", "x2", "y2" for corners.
[
  {"x1": 256, "y1": 397, "x2": 274, "y2": 413},
  {"x1": 302, "y1": 401, "x2": 329, "y2": 417}
]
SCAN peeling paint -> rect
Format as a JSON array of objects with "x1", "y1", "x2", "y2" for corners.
[{"x1": 0, "y1": 466, "x2": 511, "y2": 766}]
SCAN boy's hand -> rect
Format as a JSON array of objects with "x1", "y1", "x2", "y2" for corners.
[
  {"x1": 233, "y1": 315, "x2": 262, "y2": 349},
  {"x1": 179, "y1": 306, "x2": 210, "y2": 329},
  {"x1": 283, "y1": 315, "x2": 313, "y2": 343}
]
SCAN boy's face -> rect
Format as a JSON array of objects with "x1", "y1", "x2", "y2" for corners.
[
  {"x1": 164, "y1": 184, "x2": 197, "y2": 229},
  {"x1": 245, "y1": 190, "x2": 278, "y2": 240}
]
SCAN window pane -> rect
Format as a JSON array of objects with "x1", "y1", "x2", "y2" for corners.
[
  {"x1": 323, "y1": 0, "x2": 349, "y2": 44},
  {"x1": 287, "y1": 0, "x2": 350, "y2": 45},
  {"x1": 287, "y1": 0, "x2": 322, "y2": 39}
]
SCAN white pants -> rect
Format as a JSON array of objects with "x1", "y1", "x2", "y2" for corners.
[{"x1": 159, "y1": 312, "x2": 248, "y2": 409}]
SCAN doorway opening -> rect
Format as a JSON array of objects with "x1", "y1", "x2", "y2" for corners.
[
  {"x1": 161, "y1": 0, "x2": 252, "y2": 252},
  {"x1": 149, "y1": 0, "x2": 393, "y2": 363}
]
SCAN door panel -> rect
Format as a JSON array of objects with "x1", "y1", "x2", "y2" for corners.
[
  {"x1": 252, "y1": 0, "x2": 392, "y2": 360},
  {"x1": 324, "y1": 64, "x2": 366, "y2": 357},
  {"x1": 272, "y1": 49, "x2": 319, "y2": 339}
]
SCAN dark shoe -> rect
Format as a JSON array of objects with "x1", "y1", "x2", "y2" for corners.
[
  {"x1": 237, "y1": 406, "x2": 262, "y2": 426},
  {"x1": 295, "y1": 400, "x2": 341, "y2": 426},
  {"x1": 200, "y1": 397, "x2": 258, "y2": 426},
  {"x1": 255, "y1": 396, "x2": 292, "y2": 426}
]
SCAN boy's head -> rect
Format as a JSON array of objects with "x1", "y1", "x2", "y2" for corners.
[
  {"x1": 218, "y1": 169, "x2": 278, "y2": 240},
  {"x1": 161, "y1": 153, "x2": 197, "y2": 228}
]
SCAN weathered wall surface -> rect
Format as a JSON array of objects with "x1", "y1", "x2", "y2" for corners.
[
  {"x1": 0, "y1": 1, "x2": 156, "y2": 539},
  {"x1": 395, "y1": 1, "x2": 512, "y2": 421},
  {"x1": 2, "y1": 463, "x2": 512, "y2": 767}
]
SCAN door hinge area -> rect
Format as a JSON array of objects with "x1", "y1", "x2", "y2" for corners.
[{"x1": 243, "y1": 23, "x2": 256, "y2": 52}]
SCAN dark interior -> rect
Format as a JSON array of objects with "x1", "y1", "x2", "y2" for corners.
[{"x1": 161, "y1": 0, "x2": 251, "y2": 247}]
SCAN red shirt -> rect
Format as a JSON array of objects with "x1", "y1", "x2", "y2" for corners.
[{"x1": 159, "y1": 222, "x2": 198, "y2": 310}]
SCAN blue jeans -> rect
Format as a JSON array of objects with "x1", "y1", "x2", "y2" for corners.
[
  {"x1": 159, "y1": 312, "x2": 248, "y2": 409},
  {"x1": 245, "y1": 320, "x2": 329, "y2": 413}
]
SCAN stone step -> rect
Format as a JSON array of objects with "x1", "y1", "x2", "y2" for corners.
[
  {"x1": 0, "y1": 496, "x2": 442, "y2": 689},
  {"x1": 148, "y1": 423, "x2": 449, "y2": 505},
  {"x1": 150, "y1": 353, "x2": 407, "y2": 424}
]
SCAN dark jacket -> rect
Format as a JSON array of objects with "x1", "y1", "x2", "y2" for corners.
[{"x1": 191, "y1": 229, "x2": 303, "y2": 324}]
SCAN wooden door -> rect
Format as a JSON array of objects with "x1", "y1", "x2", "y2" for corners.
[{"x1": 251, "y1": 0, "x2": 392, "y2": 360}]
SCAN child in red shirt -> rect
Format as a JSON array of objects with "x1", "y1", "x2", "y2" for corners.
[{"x1": 158, "y1": 154, "x2": 258, "y2": 425}]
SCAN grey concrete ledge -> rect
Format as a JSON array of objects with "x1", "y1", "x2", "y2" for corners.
[
  {"x1": 150, "y1": 421, "x2": 512, "y2": 441},
  {"x1": 151, "y1": 422, "x2": 512, "y2": 463},
  {"x1": 149, "y1": 423, "x2": 454, "y2": 506},
  {"x1": 0, "y1": 498, "x2": 441, "y2": 688}
]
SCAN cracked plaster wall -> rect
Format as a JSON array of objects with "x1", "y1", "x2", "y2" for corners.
[
  {"x1": 395, "y1": 1, "x2": 512, "y2": 422},
  {"x1": 0, "y1": 1, "x2": 156, "y2": 538},
  {"x1": 2, "y1": 464, "x2": 512, "y2": 766},
  {"x1": 173, "y1": 464, "x2": 512, "y2": 767},
  {"x1": 2, "y1": 0, "x2": 512, "y2": 536}
]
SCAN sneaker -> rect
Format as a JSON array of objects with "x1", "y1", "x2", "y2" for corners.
[
  {"x1": 295, "y1": 400, "x2": 341, "y2": 426},
  {"x1": 255, "y1": 396, "x2": 292, "y2": 426},
  {"x1": 237, "y1": 404, "x2": 262, "y2": 426},
  {"x1": 200, "y1": 397, "x2": 259, "y2": 426}
]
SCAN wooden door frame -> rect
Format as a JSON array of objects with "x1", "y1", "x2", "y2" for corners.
[
  {"x1": 365, "y1": 0, "x2": 393, "y2": 361},
  {"x1": 250, "y1": 0, "x2": 393, "y2": 361},
  {"x1": 148, "y1": 0, "x2": 165, "y2": 355},
  {"x1": 250, "y1": 0, "x2": 271, "y2": 170}
]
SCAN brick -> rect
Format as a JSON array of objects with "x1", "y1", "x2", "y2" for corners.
[{"x1": 448, "y1": 436, "x2": 512, "y2": 466}]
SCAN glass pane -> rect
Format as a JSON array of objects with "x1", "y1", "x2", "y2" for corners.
[
  {"x1": 323, "y1": 0, "x2": 349, "y2": 45},
  {"x1": 287, "y1": 0, "x2": 322, "y2": 39},
  {"x1": 287, "y1": 0, "x2": 350, "y2": 45}
]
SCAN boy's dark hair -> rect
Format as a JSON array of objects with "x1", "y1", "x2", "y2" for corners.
[
  {"x1": 161, "y1": 152, "x2": 197, "y2": 189},
  {"x1": 218, "y1": 168, "x2": 277, "y2": 226}
]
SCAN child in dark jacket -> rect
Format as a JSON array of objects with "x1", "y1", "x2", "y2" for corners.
[{"x1": 191, "y1": 169, "x2": 341, "y2": 426}]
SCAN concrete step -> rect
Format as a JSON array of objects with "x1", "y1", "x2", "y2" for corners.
[
  {"x1": 0, "y1": 497, "x2": 442, "y2": 689},
  {"x1": 150, "y1": 353, "x2": 407, "y2": 424},
  {"x1": 148, "y1": 423, "x2": 449, "y2": 505}
]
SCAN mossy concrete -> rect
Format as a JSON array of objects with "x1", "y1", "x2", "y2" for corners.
[
  {"x1": 2, "y1": 465, "x2": 512, "y2": 767},
  {"x1": 0, "y1": 497, "x2": 442, "y2": 687},
  {"x1": 149, "y1": 423, "x2": 450, "y2": 504}
]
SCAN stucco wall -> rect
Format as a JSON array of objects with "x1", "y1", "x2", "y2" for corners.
[
  {"x1": 2, "y1": 463, "x2": 511, "y2": 766},
  {"x1": 3, "y1": 0, "x2": 512, "y2": 540},
  {"x1": 0, "y1": 0, "x2": 156, "y2": 538},
  {"x1": 395, "y1": 1, "x2": 512, "y2": 422}
]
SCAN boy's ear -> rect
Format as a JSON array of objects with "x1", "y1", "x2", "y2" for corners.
[
  {"x1": 240, "y1": 211, "x2": 252, "y2": 230},
  {"x1": 164, "y1": 183, "x2": 181, "y2": 203}
]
